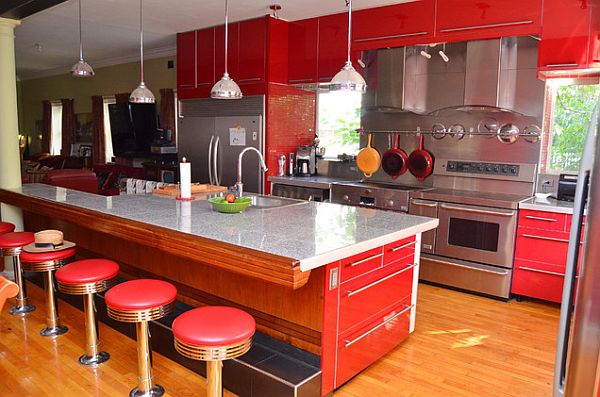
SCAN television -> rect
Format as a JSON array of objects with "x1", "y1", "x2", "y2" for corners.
[{"x1": 108, "y1": 103, "x2": 158, "y2": 157}]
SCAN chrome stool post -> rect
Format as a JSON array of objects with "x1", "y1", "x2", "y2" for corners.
[{"x1": 3, "y1": 246, "x2": 36, "y2": 315}]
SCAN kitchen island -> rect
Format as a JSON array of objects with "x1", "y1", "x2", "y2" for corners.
[{"x1": 0, "y1": 184, "x2": 438, "y2": 395}]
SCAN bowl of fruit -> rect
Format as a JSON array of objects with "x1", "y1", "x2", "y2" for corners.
[{"x1": 208, "y1": 194, "x2": 252, "y2": 213}]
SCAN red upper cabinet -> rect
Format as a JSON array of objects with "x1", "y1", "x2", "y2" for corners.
[
  {"x1": 215, "y1": 22, "x2": 239, "y2": 81},
  {"x1": 177, "y1": 31, "x2": 196, "y2": 89},
  {"x1": 352, "y1": 0, "x2": 435, "y2": 51},
  {"x1": 318, "y1": 13, "x2": 348, "y2": 82},
  {"x1": 238, "y1": 17, "x2": 267, "y2": 84},
  {"x1": 589, "y1": 3, "x2": 600, "y2": 66},
  {"x1": 436, "y1": 0, "x2": 542, "y2": 41},
  {"x1": 196, "y1": 27, "x2": 215, "y2": 87},
  {"x1": 538, "y1": 0, "x2": 592, "y2": 72},
  {"x1": 288, "y1": 17, "x2": 319, "y2": 84}
]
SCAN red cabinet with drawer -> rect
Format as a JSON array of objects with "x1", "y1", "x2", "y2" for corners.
[
  {"x1": 513, "y1": 259, "x2": 568, "y2": 303},
  {"x1": 436, "y1": 0, "x2": 542, "y2": 41},
  {"x1": 352, "y1": 0, "x2": 435, "y2": 50},
  {"x1": 339, "y1": 246, "x2": 383, "y2": 283}
]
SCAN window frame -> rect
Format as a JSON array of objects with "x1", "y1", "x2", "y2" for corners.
[
  {"x1": 49, "y1": 100, "x2": 63, "y2": 156},
  {"x1": 102, "y1": 96, "x2": 116, "y2": 163}
]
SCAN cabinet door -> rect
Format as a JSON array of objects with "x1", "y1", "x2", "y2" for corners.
[
  {"x1": 515, "y1": 227, "x2": 570, "y2": 267},
  {"x1": 436, "y1": 0, "x2": 542, "y2": 41},
  {"x1": 318, "y1": 13, "x2": 348, "y2": 82},
  {"x1": 238, "y1": 17, "x2": 267, "y2": 84},
  {"x1": 538, "y1": 0, "x2": 591, "y2": 71},
  {"x1": 512, "y1": 259, "x2": 566, "y2": 303},
  {"x1": 196, "y1": 27, "x2": 215, "y2": 87},
  {"x1": 588, "y1": 3, "x2": 600, "y2": 67},
  {"x1": 288, "y1": 18, "x2": 319, "y2": 84},
  {"x1": 177, "y1": 31, "x2": 196, "y2": 88},
  {"x1": 215, "y1": 23, "x2": 239, "y2": 80},
  {"x1": 352, "y1": 0, "x2": 435, "y2": 51}
]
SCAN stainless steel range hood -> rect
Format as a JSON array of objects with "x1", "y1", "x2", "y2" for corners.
[{"x1": 363, "y1": 36, "x2": 545, "y2": 120}]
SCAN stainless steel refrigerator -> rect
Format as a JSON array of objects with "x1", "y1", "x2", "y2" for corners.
[
  {"x1": 177, "y1": 99, "x2": 265, "y2": 194},
  {"x1": 553, "y1": 104, "x2": 600, "y2": 397}
]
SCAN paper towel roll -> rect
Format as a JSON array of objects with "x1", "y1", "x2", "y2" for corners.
[{"x1": 180, "y1": 157, "x2": 192, "y2": 198}]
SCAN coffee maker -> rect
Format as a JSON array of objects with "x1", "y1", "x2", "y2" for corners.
[{"x1": 296, "y1": 146, "x2": 316, "y2": 176}]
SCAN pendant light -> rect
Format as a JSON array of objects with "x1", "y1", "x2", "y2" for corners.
[
  {"x1": 70, "y1": 0, "x2": 94, "y2": 77},
  {"x1": 211, "y1": 0, "x2": 242, "y2": 99},
  {"x1": 329, "y1": 0, "x2": 366, "y2": 93},
  {"x1": 130, "y1": 0, "x2": 155, "y2": 103}
]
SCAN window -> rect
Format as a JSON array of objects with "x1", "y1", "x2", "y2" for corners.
[
  {"x1": 50, "y1": 101, "x2": 62, "y2": 155},
  {"x1": 542, "y1": 81, "x2": 600, "y2": 173},
  {"x1": 103, "y1": 96, "x2": 116, "y2": 163},
  {"x1": 317, "y1": 91, "x2": 362, "y2": 158}
]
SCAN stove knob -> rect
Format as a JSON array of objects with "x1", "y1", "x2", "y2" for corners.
[
  {"x1": 510, "y1": 167, "x2": 518, "y2": 174},
  {"x1": 365, "y1": 189, "x2": 372, "y2": 195},
  {"x1": 342, "y1": 195, "x2": 350, "y2": 202},
  {"x1": 501, "y1": 165, "x2": 509, "y2": 173},
  {"x1": 387, "y1": 200, "x2": 395, "y2": 207},
  {"x1": 486, "y1": 165, "x2": 493, "y2": 172}
]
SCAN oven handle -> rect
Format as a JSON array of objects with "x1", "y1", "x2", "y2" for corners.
[
  {"x1": 439, "y1": 203, "x2": 515, "y2": 217},
  {"x1": 425, "y1": 257, "x2": 511, "y2": 276},
  {"x1": 344, "y1": 304, "x2": 414, "y2": 347},
  {"x1": 411, "y1": 199, "x2": 438, "y2": 208}
]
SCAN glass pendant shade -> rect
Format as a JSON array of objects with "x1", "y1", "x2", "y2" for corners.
[
  {"x1": 130, "y1": 82, "x2": 155, "y2": 103},
  {"x1": 211, "y1": 73, "x2": 242, "y2": 99},
  {"x1": 71, "y1": 59, "x2": 94, "y2": 77},
  {"x1": 330, "y1": 61, "x2": 366, "y2": 93}
]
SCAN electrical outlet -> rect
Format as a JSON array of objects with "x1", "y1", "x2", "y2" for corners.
[{"x1": 542, "y1": 179, "x2": 555, "y2": 187}]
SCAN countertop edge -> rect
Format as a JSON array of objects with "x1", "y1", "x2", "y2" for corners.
[
  {"x1": 519, "y1": 199, "x2": 575, "y2": 215},
  {"x1": 298, "y1": 218, "x2": 439, "y2": 272}
]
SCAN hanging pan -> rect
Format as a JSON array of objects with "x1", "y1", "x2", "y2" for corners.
[
  {"x1": 408, "y1": 134, "x2": 434, "y2": 181},
  {"x1": 356, "y1": 133, "x2": 381, "y2": 178},
  {"x1": 381, "y1": 133, "x2": 408, "y2": 179}
]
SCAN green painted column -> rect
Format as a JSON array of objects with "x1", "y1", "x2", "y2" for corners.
[{"x1": 0, "y1": 17, "x2": 23, "y2": 275}]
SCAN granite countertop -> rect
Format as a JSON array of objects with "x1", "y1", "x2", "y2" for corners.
[
  {"x1": 12, "y1": 184, "x2": 438, "y2": 272},
  {"x1": 268, "y1": 175, "x2": 359, "y2": 189},
  {"x1": 519, "y1": 196, "x2": 575, "y2": 215}
]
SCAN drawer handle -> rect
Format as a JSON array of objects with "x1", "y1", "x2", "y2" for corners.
[
  {"x1": 521, "y1": 234, "x2": 569, "y2": 243},
  {"x1": 519, "y1": 266, "x2": 565, "y2": 277},
  {"x1": 545, "y1": 63, "x2": 579, "y2": 68},
  {"x1": 238, "y1": 77, "x2": 262, "y2": 82},
  {"x1": 347, "y1": 263, "x2": 417, "y2": 297},
  {"x1": 525, "y1": 215, "x2": 557, "y2": 222},
  {"x1": 439, "y1": 19, "x2": 532, "y2": 33},
  {"x1": 411, "y1": 200, "x2": 437, "y2": 208},
  {"x1": 289, "y1": 78, "x2": 314, "y2": 83},
  {"x1": 344, "y1": 304, "x2": 414, "y2": 347},
  {"x1": 390, "y1": 240, "x2": 416, "y2": 252},
  {"x1": 354, "y1": 31, "x2": 428, "y2": 42},
  {"x1": 349, "y1": 252, "x2": 383, "y2": 267}
]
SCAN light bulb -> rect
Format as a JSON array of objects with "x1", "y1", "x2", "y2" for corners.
[
  {"x1": 420, "y1": 50, "x2": 431, "y2": 59},
  {"x1": 439, "y1": 50, "x2": 449, "y2": 62}
]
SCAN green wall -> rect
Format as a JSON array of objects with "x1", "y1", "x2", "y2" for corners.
[{"x1": 19, "y1": 55, "x2": 176, "y2": 154}]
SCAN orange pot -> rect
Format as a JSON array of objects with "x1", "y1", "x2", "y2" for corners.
[{"x1": 356, "y1": 133, "x2": 381, "y2": 178}]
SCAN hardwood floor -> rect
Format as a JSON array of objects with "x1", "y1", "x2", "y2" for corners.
[{"x1": 0, "y1": 281, "x2": 559, "y2": 397}]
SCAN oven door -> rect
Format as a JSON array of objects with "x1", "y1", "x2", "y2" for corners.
[{"x1": 436, "y1": 203, "x2": 517, "y2": 268}]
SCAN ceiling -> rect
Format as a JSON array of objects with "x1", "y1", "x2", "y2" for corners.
[{"x1": 15, "y1": 0, "x2": 409, "y2": 80}]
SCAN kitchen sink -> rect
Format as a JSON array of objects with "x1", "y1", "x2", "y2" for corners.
[{"x1": 246, "y1": 194, "x2": 307, "y2": 209}]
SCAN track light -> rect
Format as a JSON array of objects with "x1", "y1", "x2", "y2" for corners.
[
  {"x1": 420, "y1": 50, "x2": 431, "y2": 59},
  {"x1": 439, "y1": 44, "x2": 449, "y2": 62}
]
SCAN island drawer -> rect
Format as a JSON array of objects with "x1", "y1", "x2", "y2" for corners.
[
  {"x1": 340, "y1": 247, "x2": 384, "y2": 283},
  {"x1": 519, "y1": 209, "x2": 567, "y2": 231},
  {"x1": 515, "y1": 227, "x2": 570, "y2": 267},
  {"x1": 335, "y1": 297, "x2": 412, "y2": 388},
  {"x1": 338, "y1": 260, "x2": 414, "y2": 335},
  {"x1": 383, "y1": 236, "x2": 416, "y2": 265}
]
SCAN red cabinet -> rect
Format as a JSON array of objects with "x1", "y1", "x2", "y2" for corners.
[
  {"x1": 538, "y1": 0, "x2": 592, "y2": 74},
  {"x1": 238, "y1": 18, "x2": 267, "y2": 84},
  {"x1": 515, "y1": 227, "x2": 570, "y2": 268},
  {"x1": 288, "y1": 18, "x2": 319, "y2": 84},
  {"x1": 436, "y1": 0, "x2": 542, "y2": 41},
  {"x1": 196, "y1": 27, "x2": 215, "y2": 87},
  {"x1": 513, "y1": 260, "x2": 567, "y2": 303},
  {"x1": 177, "y1": 31, "x2": 196, "y2": 89},
  {"x1": 340, "y1": 247, "x2": 383, "y2": 283},
  {"x1": 215, "y1": 22, "x2": 239, "y2": 81},
  {"x1": 352, "y1": 0, "x2": 435, "y2": 51},
  {"x1": 318, "y1": 13, "x2": 348, "y2": 82}
]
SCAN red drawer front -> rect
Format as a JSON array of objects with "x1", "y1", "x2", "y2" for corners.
[
  {"x1": 516, "y1": 227, "x2": 569, "y2": 267},
  {"x1": 519, "y1": 209, "x2": 567, "y2": 231},
  {"x1": 339, "y1": 261, "x2": 414, "y2": 335},
  {"x1": 340, "y1": 246, "x2": 383, "y2": 283},
  {"x1": 383, "y1": 236, "x2": 416, "y2": 265},
  {"x1": 512, "y1": 260, "x2": 566, "y2": 303},
  {"x1": 566, "y1": 214, "x2": 586, "y2": 234},
  {"x1": 336, "y1": 298, "x2": 412, "y2": 388}
]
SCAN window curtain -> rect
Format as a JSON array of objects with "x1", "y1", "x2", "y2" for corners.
[
  {"x1": 91, "y1": 95, "x2": 105, "y2": 164},
  {"x1": 115, "y1": 93, "x2": 130, "y2": 103},
  {"x1": 160, "y1": 88, "x2": 175, "y2": 142},
  {"x1": 60, "y1": 99, "x2": 76, "y2": 156},
  {"x1": 41, "y1": 100, "x2": 52, "y2": 153}
]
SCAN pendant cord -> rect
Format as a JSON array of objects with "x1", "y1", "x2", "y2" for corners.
[
  {"x1": 346, "y1": 0, "x2": 352, "y2": 64},
  {"x1": 224, "y1": 0, "x2": 229, "y2": 76},
  {"x1": 78, "y1": 0, "x2": 83, "y2": 61},
  {"x1": 140, "y1": 0, "x2": 145, "y2": 84}
]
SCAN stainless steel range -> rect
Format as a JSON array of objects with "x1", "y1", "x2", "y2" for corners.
[{"x1": 330, "y1": 181, "x2": 422, "y2": 212}]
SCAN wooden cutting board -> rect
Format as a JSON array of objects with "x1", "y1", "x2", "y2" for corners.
[{"x1": 153, "y1": 184, "x2": 228, "y2": 197}]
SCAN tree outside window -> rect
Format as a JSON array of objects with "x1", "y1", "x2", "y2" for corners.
[{"x1": 317, "y1": 91, "x2": 362, "y2": 158}]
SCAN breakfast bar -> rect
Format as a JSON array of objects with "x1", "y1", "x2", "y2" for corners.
[{"x1": 0, "y1": 183, "x2": 437, "y2": 395}]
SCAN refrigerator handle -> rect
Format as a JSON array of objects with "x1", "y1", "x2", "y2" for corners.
[
  {"x1": 208, "y1": 135, "x2": 215, "y2": 185},
  {"x1": 214, "y1": 136, "x2": 221, "y2": 186},
  {"x1": 553, "y1": 171, "x2": 590, "y2": 397}
]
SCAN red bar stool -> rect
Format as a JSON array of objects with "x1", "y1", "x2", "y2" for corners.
[
  {"x1": 0, "y1": 222, "x2": 15, "y2": 235},
  {"x1": 20, "y1": 248, "x2": 77, "y2": 336},
  {"x1": 105, "y1": 279, "x2": 177, "y2": 397},
  {"x1": 172, "y1": 306, "x2": 256, "y2": 397},
  {"x1": 0, "y1": 232, "x2": 35, "y2": 315},
  {"x1": 56, "y1": 259, "x2": 119, "y2": 365}
]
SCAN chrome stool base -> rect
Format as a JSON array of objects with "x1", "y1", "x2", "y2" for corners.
[
  {"x1": 40, "y1": 325, "x2": 69, "y2": 337},
  {"x1": 79, "y1": 351, "x2": 110, "y2": 366},
  {"x1": 129, "y1": 385, "x2": 165, "y2": 397},
  {"x1": 9, "y1": 303, "x2": 36, "y2": 316}
]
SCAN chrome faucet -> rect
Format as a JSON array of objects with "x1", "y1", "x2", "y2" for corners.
[{"x1": 234, "y1": 147, "x2": 268, "y2": 197}]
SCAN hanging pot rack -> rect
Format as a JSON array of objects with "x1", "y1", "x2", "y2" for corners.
[{"x1": 355, "y1": 127, "x2": 542, "y2": 139}]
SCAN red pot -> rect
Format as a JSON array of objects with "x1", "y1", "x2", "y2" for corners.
[
  {"x1": 381, "y1": 134, "x2": 408, "y2": 179},
  {"x1": 408, "y1": 135, "x2": 434, "y2": 181}
]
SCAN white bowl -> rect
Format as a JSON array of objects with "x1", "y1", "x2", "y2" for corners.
[{"x1": 535, "y1": 192, "x2": 552, "y2": 199}]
